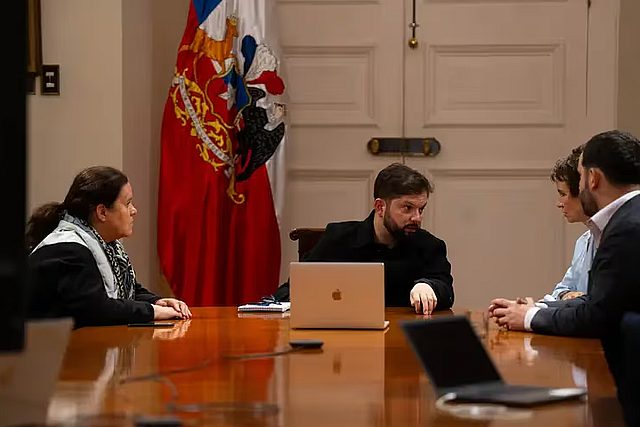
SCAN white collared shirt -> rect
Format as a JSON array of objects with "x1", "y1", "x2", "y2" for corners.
[
  {"x1": 525, "y1": 190, "x2": 640, "y2": 330},
  {"x1": 586, "y1": 190, "x2": 640, "y2": 246}
]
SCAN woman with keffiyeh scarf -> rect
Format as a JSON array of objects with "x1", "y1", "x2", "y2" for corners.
[{"x1": 26, "y1": 166, "x2": 192, "y2": 327}]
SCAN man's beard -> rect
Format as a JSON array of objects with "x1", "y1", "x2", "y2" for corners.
[
  {"x1": 383, "y1": 211, "x2": 419, "y2": 242},
  {"x1": 579, "y1": 187, "x2": 599, "y2": 217}
]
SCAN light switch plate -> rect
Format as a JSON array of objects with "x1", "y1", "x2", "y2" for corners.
[{"x1": 40, "y1": 64, "x2": 60, "y2": 95}]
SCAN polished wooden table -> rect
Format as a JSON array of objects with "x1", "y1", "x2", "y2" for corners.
[{"x1": 48, "y1": 308, "x2": 625, "y2": 426}]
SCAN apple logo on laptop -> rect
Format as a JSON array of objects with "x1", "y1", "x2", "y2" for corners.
[{"x1": 332, "y1": 289, "x2": 342, "y2": 301}]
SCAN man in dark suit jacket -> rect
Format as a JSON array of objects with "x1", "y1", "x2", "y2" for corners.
[
  {"x1": 273, "y1": 163, "x2": 454, "y2": 314},
  {"x1": 489, "y1": 130, "x2": 640, "y2": 337}
]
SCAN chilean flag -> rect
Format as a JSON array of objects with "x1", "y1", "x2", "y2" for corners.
[{"x1": 158, "y1": 0, "x2": 286, "y2": 306}]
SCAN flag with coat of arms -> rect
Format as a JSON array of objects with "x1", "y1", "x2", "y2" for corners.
[{"x1": 158, "y1": 0, "x2": 286, "y2": 306}]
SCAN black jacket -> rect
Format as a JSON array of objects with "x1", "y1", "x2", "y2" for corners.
[
  {"x1": 28, "y1": 243, "x2": 159, "y2": 327},
  {"x1": 531, "y1": 194, "x2": 640, "y2": 337},
  {"x1": 275, "y1": 211, "x2": 454, "y2": 309}
]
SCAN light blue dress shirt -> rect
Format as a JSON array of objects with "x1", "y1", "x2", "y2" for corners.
[{"x1": 542, "y1": 230, "x2": 595, "y2": 301}]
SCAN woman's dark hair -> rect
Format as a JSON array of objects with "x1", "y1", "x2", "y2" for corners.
[
  {"x1": 26, "y1": 166, "x2": 128, "y2": 250},
  {"x1": 550, "y1": 145, "x2": 583, "y2": 197},
  {"x1": 373, "y1": 163, "x2": 433, "y2": 200}
]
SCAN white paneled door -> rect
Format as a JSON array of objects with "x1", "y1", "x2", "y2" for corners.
[{"x1": 278, "y1": 0, "x2": 590, "y2": 308}]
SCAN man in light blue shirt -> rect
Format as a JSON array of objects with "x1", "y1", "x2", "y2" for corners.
[{"x1": 542, "y1": 147, "x2": 595, "y2": 302}]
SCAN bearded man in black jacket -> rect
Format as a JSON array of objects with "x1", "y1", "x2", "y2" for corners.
[{"x1": 274, "y1": 163, "x2": 454, "y2": 314}]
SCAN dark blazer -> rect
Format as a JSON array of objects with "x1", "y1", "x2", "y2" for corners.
[
  {"x1": 28, "y1": 243, "x2": 159, "y2": 328},
  {"x1": 274, "y1": 211, "x2": 454, "y2": 309},
  {"x1": 601, "y1": 311, "x2": 640, "y2": 427},
  {"x1": 531, "y1": 194, "x2": 640, "y2": 337}
]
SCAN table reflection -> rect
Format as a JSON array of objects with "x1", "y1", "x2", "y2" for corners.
[{"x1": 48, "y1": 308, "x2": 623, "y2": 427}]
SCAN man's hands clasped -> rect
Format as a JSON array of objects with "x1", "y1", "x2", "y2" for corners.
[{"x1": 487, "y1": 297, "x2": 533, "y2": 331}]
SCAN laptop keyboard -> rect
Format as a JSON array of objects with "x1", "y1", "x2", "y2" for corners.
[
  {"x1": 486, "y1": 385, "x2": 546, "y2": 399},
  {"x1": 457, "y1": 384, "x2": 549, "y2": 402}
]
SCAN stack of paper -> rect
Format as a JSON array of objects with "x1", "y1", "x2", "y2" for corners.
[{"x1": 237, "y1": 302, "x2": 291, "y2": 313}]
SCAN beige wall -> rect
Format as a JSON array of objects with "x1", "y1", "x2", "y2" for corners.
[
  {"x1": 617, "y1": 0, "x2": 640, "y2": 137},
  {"x1": 28, "y1": 0, "x2": 187, "y2": 293},
  {"x1": 28, "y1": 0, "x2": 123, "y2": 208},
  {"x1": 122, "y1": 0, "x2": 154, "y2": 290}
]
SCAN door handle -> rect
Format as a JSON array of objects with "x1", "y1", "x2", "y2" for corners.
[
  {"x1": 367, "y1": 137, "x2": 441, "y2": 157},
  {"x1": 408, "y1": 0, "x2": 419, "y2": 49}
]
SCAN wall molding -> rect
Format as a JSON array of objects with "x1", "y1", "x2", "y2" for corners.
[
  {"x1": 282, "y1": 46, "x2": 377, "y2": 127},
  {"x1": 425, "y1": 43, "x2": 565, "y2": 126}
]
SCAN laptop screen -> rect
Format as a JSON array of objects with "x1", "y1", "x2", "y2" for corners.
[
  {"x1": 401, "y1": 316, "x2": 502, "y2": 389},
  {"x1": 289, "y1": 262, "x2": 386, "y2": 329}
]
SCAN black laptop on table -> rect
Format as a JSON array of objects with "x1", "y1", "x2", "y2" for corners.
[{"x1": 401, "y1": 316, "x2": 587, "y2": 407}]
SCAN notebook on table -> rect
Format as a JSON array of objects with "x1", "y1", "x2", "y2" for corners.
[
  {"x1": 238, "y1": 301, "x2": 291, "y2": 313},
  {"x1": 401, "y1": 316, "x2": 586, "y2": 407},
  {"x1": 289, "y1": 262, "x2": 389, "y2": 330}
]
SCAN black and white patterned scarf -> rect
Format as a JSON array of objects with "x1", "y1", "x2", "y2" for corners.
[{"x1": 65, "y1": 214, "x2": 135, "y2": 300}]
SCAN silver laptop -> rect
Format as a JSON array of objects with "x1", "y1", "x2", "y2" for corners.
[
  {"x1": 0, "y1": 318, "x2": 73, "y2": 427},
  {"x1": 289, "y1": 262, "x2": 389, "y2": 329}
]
